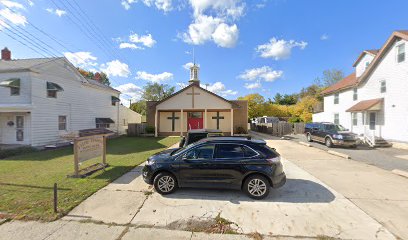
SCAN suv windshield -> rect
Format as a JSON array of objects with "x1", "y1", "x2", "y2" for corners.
[
  {"x1": 171, "y1": 141, "x2": 201, "y2": 156},
  {"x1": 324, "y1": 124, "x2": 347, "y2": 131}
]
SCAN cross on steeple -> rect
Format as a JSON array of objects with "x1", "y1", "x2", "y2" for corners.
[
  {"x1": 212, "y1": 111, "x2": 224, "y2": 130},
  {"x1": 167, "y1": 112, "x2": 179, "y2": 131}
]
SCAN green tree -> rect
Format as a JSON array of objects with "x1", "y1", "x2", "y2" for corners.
[
  {"x1": 99, "y1": 72, "x2": 111, "y2": 86},
  {"x1": 142, "y1": 82, "x2": 175, "y2": 101},
  {"x1": 315, "y1": 69, "x2": 344, "y2": 87},
  {"x1": 238, "y1": 93, "x2": 266, "y2": 119},
  {"x1": 130, "y1": 100, "x2": 146, "y2": 115}
]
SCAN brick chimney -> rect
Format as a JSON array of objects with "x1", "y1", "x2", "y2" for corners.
[
  {"x1": 1, "y1": 47, "x2": 11, "y2": 61},
  {"x1": 94, "y1": 72, "x2": 101, "y2": 82}
]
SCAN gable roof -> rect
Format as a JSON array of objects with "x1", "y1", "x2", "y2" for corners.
[
  {"x1": 357, "y1": 30, "x2": 408, "y2": 86},
  {"x1": 352, "y1": 49, "x2": 379, "y2": 67},
  {"x1": 322, "y1": 30, "x2": 408, "y2": 96},
  {"x1": 153, "y1": 83, "x2": 241, "y2": 108},
  {"x1": 321, "y1": 72, "x2": 358, "y2": 95},
  {"x1": 0, "y1": 57, "x2": 120, "y2": 94}
]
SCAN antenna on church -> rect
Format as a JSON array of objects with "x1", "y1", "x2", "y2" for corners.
[
  {"x1": 205, "y1": 83, "x2": 209, "y2": 90},
  {"x1": 192, "y1": 47, "x2": 195, "y2": 65}
]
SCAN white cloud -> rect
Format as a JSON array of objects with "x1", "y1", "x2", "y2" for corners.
[
  {"x1": 121, "y1": 0, "x2": 172, "y2": 12},
  {"x1": 46, "y1": 8, "x2": 67, "y2": 17},
  {"x1": 245, "y1": 82, "x2": 261, "y2": 89},
  {"x1": 177, "y1": 82, "x2": 188, "y2": 89},
  {"x1": 320, "y1": 33, "x2": 329, "y2": 40},
  {"x1": 115, "y1": 83, "x2": 143, "y2": 106},
  {"x1": 182, "y1": 14, "x2": 221, "y2": 45},
  {"x1": 119, "y1": 42, "x2": 142, "y2": 50},
  {"x1": 182, "y1": 62, "x2": 194, "y2": 70},
  {"x1": 1, "y1": 0, "x2": 25, "y2": 9},
  {"x1": 129, "y1": 33, "x2": 156, "y2": 48},
  {"x1": 239, "y1": 66, "x2": 283, "y2": 82},
  {"x1": 201, "y1": 81, "x2": 237, "y2": 97},
  {"x1": 135, "y1": 71, "x2": 173, "y2": 82},
  {"x1": 256, "y1": 37, "x2": 307, "y2": 60},
  {"x1": 64, "y1": 52, "x2": 98, "y2": 69},
  {"x1": 0, "y1": 8, "x2": 27, "y2": 26},
  {"x1": 189, "y1": 0, "x2": 245, "y2": 19},
  {"x1": 119, "y1": 33, "x2": 156, "y2": 50},
  {"x1": 212, "y1": 23, "x2": 239, "y2": 48},
  {"x1": 100, "y1": 60, "x2": 131, "y2": 78},
  {"x1": 27, "y1": 0, "x2": 34, "y2": 6},
  {"x1": 181, "y1": 0, "x2": 244, "y2": 48}
]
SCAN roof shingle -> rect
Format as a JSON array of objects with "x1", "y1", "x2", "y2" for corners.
[{"x1": 321, "y1": 72, "x2": 358, "y2": 95}]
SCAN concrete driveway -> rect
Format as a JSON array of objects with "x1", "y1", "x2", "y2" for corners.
[{"x1": 61, "y1": 153, "x2": 394, "y2": 239}]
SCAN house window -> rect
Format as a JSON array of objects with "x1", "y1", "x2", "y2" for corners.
[
  {"x1": 10, "y1": 87, "x2": 20, "y2": 96},
  {"x1": 47, "y1": 90, "x2": 57, "y2": 98},
  {"x1": 397, "y1": 43, "x2": 405, "y2": 63},
  {"x1": 334, "y1": 113, "x2": 339, "y2": 125},
  {"x1": 58, "y1": 116, "x2": 67, "y2": 130},
  {"x1": 365, "y1": 61, "x2": 370, "y2": 69},
  {"x1": 97, "y1": 123, "x2": 110, "y2": 128},
  {"x1": 380, "y1": 80, "x2": 386, "y2": 93},
  {"x1": 353, "y1": 88, "x2": 358, "y2": 101},
  {"x1": 95, "y1": 118, "x2": 114, "y2": 129},
  {"x1": 352, "y1": 113, "x2": 358, "y2": 126},
  {"x1": 334, "y1": 93, "x2": 339, "y2": 104}
]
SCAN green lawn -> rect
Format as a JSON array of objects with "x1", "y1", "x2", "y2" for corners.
[{"x1": 0, "y1": 136, "x2": 179, "y2": 221}]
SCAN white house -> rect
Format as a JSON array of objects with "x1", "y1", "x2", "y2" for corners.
[
  {"x1": 313, "y1": 31, "x2": 408, "y2": 146},
  {"x1": 0, "y1": 48, "x2": 141, "y2": 147}
]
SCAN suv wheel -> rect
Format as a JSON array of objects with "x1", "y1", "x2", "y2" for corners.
[
  {"x1": 306, "y1": 133, "x2": 313, "y2": 142},
  {"x1": 243, "y1": 175, "x2": 270, "y2": 200},
  {"x1": 153, "y1": 172, "x2": 178, "y2": 195},
  {"x1": 325, "y1": 137, "x2": 333, "y2": 148}
]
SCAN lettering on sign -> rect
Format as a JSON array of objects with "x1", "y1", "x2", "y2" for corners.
[{"x1": 76, "y1": 136, "x2": 103, "y2": 163}]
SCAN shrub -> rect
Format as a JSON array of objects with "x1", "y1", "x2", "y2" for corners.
[
  {"x1": 0, "y1": 146, "x2": 38, "y2": 159},
  {"x1": 235, "y1": 126, "x2": 248, "y2": 134},
  {"x1": 145, "y1": 126, "x2": 155, "y2": 134}
]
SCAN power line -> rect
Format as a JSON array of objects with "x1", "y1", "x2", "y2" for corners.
[{"x1": 51, "y1": 0, "x2": 117, "y2": 61}]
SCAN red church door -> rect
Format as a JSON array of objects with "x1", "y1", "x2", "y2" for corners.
[{"x1": 187, "y1": 112, "x2": 203, "y2": 130}]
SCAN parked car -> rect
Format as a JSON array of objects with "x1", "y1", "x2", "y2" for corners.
[
  {"x1": 179, "y1": 129, "x2": 223, "y2": 148},
  {"x1": 143, "y1": 137, "x2": 286, "y2": 199},
  {"x1": 304, "y1": 122, "x2": 358, "y2": 148}
]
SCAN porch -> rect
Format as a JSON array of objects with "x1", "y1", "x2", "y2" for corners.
[
  {"x1": 347, "y1": 98, "x2": 390, "y2": 147},
  {"x1": 0, "y1": 106, "x2": 32, "y2": 146},
  {"x1": 154, "y1": 109, "x2": 234, "y2": 137}
]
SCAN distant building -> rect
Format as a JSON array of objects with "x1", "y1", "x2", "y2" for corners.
[
  {"x1": 313, "y1": 31, "x2": 408, "y2": 145},
  {"x1": 146, "y1": 63, "x2": 248, "y2": 136},
  {"x1": 0, "y1": 48, "x2": 141, "y2": 147}
]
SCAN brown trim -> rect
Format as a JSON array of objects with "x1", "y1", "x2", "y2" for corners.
[
  {"x1": 152, "y1": 84, "x2": 241, "y2": 109},
  {"x1": 352, "y1": 50, "x2": 379, "y2": 67},
  {"x1": 357, "y1": 31, "x2": 408, "y2": 86}
]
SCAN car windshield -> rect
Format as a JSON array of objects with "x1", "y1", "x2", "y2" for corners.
[
  {"x1": 324, "y1": 124, "x2": 347, "y2": 131},
  {"x1": 171, "y1": 141, "x2": 201, "y2": 156}
]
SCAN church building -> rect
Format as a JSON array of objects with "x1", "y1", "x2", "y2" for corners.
[{"x1": 146, "y1": 64, "x2": 248, "y2": 136}]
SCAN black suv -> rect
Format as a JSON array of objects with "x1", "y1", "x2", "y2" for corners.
[
  {"x1": 143, "y1": 137, "x2": 286, "y2": 199},
  {"x1": 179, "y1": 129, "x2": 223, "y2": 148},
  {"x1": 305, "y1": 122, "x2": 358, "y2": 148}
]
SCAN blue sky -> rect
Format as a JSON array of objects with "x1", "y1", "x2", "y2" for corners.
[{"x1": 1, "y1": 0, "x2": 408, "y2": 105}]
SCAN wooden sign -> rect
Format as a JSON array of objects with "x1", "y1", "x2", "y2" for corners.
[
  {"x1": 72, "y1": 134, "x2": 108, "y2": 177},
  {"x1": 76, "y1": 136, "x2": 104, "y2": 163}
]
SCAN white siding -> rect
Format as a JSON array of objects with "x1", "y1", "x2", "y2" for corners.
[
  {"x1": 356, "y1": 54, "x2": 375, "y2": 78},
  {"x1": 313, "y1": 38, "x2": 408, "y2": 142},
  {"x1": 0, "y1": 71, "x2": 31, "y2": 104}
]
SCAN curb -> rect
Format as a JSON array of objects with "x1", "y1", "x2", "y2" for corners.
[
  {"x1": 298, "y1": 141, "x2": 311, "y2": 147},
  {"x1": 392, "y1": 169, "x2": 408, "y2": 178},
  {"x1": 328, "y1": 150, "x2": 351, "y2": 159}
]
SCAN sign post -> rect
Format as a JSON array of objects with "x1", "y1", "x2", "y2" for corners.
[{"x1": 71, "y1": 134, "x2": 109, "y2": 178}]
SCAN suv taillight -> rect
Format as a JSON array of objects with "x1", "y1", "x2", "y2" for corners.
[{"x1": 266, "y1": 156, "x2": 281, "y2": 164}]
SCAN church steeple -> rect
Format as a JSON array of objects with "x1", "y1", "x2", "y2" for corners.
[{"x1": 189, "y1": 63, "x2": 200, "y2": 85}]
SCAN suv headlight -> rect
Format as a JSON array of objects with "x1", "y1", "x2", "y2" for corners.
[{"x1": 332, "y1": 134, "x2": 343, "y2": 140}]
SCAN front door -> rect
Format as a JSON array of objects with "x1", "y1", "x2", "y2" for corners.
[
  {"x1": 369, "y1": 112, "x2": 376, "y2": 130},
  {"x1": 187, "y1": 112, "x2": 203, "y2": 130},
  {"x1": 16, "y1": 116, "x2": 24, "y2": 142}
]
